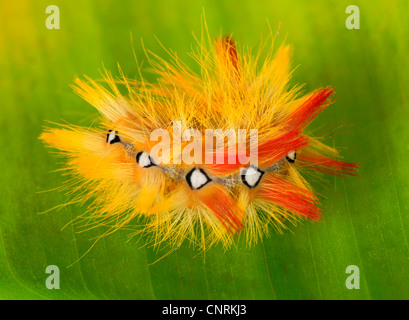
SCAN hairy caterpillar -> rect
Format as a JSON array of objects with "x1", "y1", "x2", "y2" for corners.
[{"x1": 40, "y1": 32, "x2": 358, "y2": 251}]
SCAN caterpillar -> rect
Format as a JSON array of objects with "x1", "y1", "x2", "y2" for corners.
[{"x1": 40, "y1": 33, "x2": 358, "y2": 251}]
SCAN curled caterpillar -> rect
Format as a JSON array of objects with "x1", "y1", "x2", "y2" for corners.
[{"x1": 40, "y1": 34, "x2": 358, "y2": 251}]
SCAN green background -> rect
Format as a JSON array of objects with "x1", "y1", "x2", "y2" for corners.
[{"x1": 1, "y1": 0, "x2": 408, "y2": 300}]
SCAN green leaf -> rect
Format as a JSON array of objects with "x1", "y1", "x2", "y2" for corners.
[{"x1": 1, "y1": 0, "x2": 408, "y2": 300}]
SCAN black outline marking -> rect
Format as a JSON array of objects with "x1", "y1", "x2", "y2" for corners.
[
  {"x1": 286, "y1": 151, "x2": 296, "y2": 163},
  {"x1": 186, "y1": 168, "x2": 211, "y2": 190},
  {"x1": 136, "y1": 151, "x2": 156, "y2": 168},
  {"x1": 241, "y1": 166, "x2": 264, "y2": 188},
  {"x1": 106, "y1": 130, "x2": 121, "y2": 144}
]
